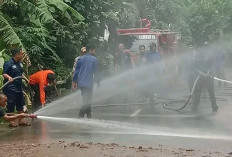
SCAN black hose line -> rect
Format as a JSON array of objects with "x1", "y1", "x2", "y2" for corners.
[
  {"x1": 160, "y1": 75, "x2": 200, "y2": 111},
  {"x1": 92, "y1": 72, "x2": 229, "y2": 110},
  {"x1": 91, "y1": 75, "x2": 201, "y2": 110},
  {"x1": 0, "y1": 76, "x2": 35, "y2": 112},
  {"x1": 92, "y1": 101, "x2": 163, "y2": 108}
]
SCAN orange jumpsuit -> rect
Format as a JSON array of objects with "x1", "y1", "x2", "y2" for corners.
[{"x1": 29, "y1": 70, "x2": 55, "y2": 105}]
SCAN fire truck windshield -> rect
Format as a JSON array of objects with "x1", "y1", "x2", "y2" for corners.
[{"x1": 130, "y1": 37, "x2": 157, "y2": 53}]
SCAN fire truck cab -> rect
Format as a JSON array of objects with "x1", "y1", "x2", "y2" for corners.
[
  {"x1": 118, "y1": 28, "x2": 180, "y2": 52},
  {"x1": 116, "y1": 21, "x2": 181, "y2": 60}
]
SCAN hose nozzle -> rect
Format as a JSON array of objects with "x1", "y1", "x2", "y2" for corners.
[{"x1": 29, "y1": 114, "x2": 37, "y2": 119}]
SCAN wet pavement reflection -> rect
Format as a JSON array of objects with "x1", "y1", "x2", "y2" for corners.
[{"x1": 1, "y1": 86, "x2": 232, "y2": 152}]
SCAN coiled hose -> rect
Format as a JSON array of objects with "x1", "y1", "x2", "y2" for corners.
[
  {"x1": 91, "y1": 75, "x2": 201, "y2": 110},
  {"x1": 160, "y1": 71, "x2": 232, "y2": 111},
  {"x1": 160, "y1": 75, "x2": 200, "y2": 111}
]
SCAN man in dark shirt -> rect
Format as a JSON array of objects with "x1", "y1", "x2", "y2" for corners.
[
  {"x1": 192, "y1": 45, "x2": 218, "y2": 113},
  {"x1": 135, "y1": 45, "x2": 146, "y2": 67},
  {"x1": 114, "y1": 43, "x2": 132, "y2": 72},
  {"x1": 2, "y1": 48, "x2": 29, "y2": 126}
]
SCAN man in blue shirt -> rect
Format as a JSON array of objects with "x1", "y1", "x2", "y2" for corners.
[
  {"x1": 145, "y1": 42, "x2": 161, "y2": 63},
  {"x1": 144, "y1": 42, "x2": 161, "y2": 103},
  {"x1": 3, "y1": 48, "x2": 29, "y2": 126},
  {"x1": 72, "y1": 44, "x2": 99, "y2": 118}
]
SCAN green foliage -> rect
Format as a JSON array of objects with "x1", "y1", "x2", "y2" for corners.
[
  {"x1": 179, "y1": 0, "x2": 232, "y2": 45},
  {"x1": 1, "y1": 0, "x2": 232, "y2": 91},
  {"x1": 45, "y1": 0, "x2": 85, "y2": 21},
  {"x1": 0, "y1": 0, "x2": 86, "y2": 81},
  {"x1": 126, "y1": 0, "x2": 232, "y2": 46},
  {"x1": 0, "y1": 12, "x2": 26, "y2": 51},
  {"x1": 0, "y1": 49, "x2": 10, "y2": 87}
]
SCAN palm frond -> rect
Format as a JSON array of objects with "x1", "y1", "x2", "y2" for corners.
[
  {"x1": 35, "y1": 0, "x2": 53, "y2": 17},
  {"x1": 45, "y1": 0, "x2": 85, "y2": 21},
  {"x1": 42, "y1": 42, "x2": 62, "y2": 63},
  {"x1": 0, "y1": 12, "x2": 31, "y2": 65},
  {"x1": 0, "y1": 12, "x2": 26, "y2": 50},
  {"x1": 14, "y1": 0, "x2": 63, "y2": 62},
  {"x1": 15, "y1": 0, "x2": 62, "y2": 27}
]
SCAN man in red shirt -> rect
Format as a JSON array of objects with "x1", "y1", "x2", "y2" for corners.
[{"x1": 29, "y1": 70, "x2": 56, "y2": 110}]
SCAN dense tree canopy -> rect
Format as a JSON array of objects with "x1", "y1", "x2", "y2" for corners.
[
  {"x1": 0, "y1": 0, "x2": 85, "y2": 78},
  {"x1": 1, "y1": 0, "x2": 232, "y2": 81}
]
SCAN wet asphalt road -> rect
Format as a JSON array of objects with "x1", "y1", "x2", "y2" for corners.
[{"x1": 1, "y1": 85, "x2": 232, "y2": 153}]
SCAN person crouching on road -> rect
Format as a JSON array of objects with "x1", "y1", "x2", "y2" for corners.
[
  {"x1": 29, "y1": 70, "x2": 56, "y2": 110},
  {"x1": 72, "y1": 44, "x2": 100, "y2": 118},
  {"x1": 0, "y1": 94, "x2": 29, "y2": 127}
]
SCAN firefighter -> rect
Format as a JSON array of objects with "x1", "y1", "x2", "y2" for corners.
[
  {"x1": 29, "y1": 70, "x2": 56, "y2": 110},
  {"x1": 2, "y1": 48, "x2": 30, "y2": 127},
  {"x1": 191, "y1": 44, "x2": 218, "y2": 113}
]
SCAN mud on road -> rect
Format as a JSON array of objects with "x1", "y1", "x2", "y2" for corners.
[{"x1": 0, "y1": 140, "x2": 229, "y2": 157}]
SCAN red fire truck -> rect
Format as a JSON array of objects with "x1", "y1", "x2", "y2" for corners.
[{"x1": 116, "y1": 19, "x2": 181, "y2": 61}]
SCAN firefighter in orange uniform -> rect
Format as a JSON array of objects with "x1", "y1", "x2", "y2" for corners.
[{"x1": 29, "y1": 70, "x2": 56, "y2": 110}]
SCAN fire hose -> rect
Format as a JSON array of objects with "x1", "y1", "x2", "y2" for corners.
[
  {"x1": 160, "y1": 72, "x2": 232, "y2": 111},
  {"x1": 161, "y1": 75, "x2": 200, "y2": 111}
]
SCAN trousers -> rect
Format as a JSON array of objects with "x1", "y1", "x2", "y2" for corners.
[{"x1": 79, "y1": 86, "x2": 93, "y2": 118}]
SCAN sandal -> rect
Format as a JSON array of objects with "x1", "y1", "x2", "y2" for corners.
[
  {"x1": 19, "y1": 122, "x2": 31, "y2": 126},
  {"x1": 9, "y1": 123, "x2": 18, "y2": 127}
]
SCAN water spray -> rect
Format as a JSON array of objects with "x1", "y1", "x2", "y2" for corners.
[
  {"x1": 212, "y1": 76, "x2": 232, "y2": 84},
  {"x1": 159, "y1": 71, "x2": 232, "y2": 111},
  {"x1": 161, "y1": 75, "x2": 200, "y2": 111}
]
